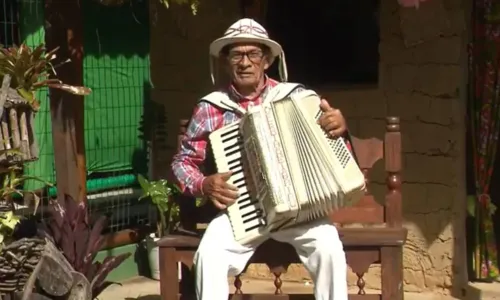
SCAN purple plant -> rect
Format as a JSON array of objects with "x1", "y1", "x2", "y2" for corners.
[{"x1": 38, "y1": 195, "x2": 131, "y2": 298}]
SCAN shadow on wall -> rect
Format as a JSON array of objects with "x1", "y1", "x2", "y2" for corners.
[
  {"x1": 83, "y1": 0, "x2": 151, "y2": 59},
  {"x1": 132, "y1": 82, "x2": 154, "y2": 176}
]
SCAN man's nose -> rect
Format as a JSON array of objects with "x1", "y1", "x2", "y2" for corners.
[{"x1": 239, "y1": 54, "x2": 252, "y2": 66}]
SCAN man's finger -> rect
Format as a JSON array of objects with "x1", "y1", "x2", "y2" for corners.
[
  {"x1": 319, "y1": 99, "x2": 333, "y2": 112},
  {"x1": 223, "y1": 182, "x2": 239, "y2": 192},
  {"x1": 218, "y1": 195, "x2": 236, "y2": 206},
  {"x1": 220, "y1": 171, "x2": 233, "y2": 181},
  {"x1": 330, "y1": 127, "x2": 346, "y2": 137},
  {"x1": 221, "y1": 188, "x2": 239, "y2": 200},
  {"x1": 324, "y1": 121, "x2": 340, "y2": 132},
  {"x1": 212, "y1": 199, "x2": 227, "y2": 210}
]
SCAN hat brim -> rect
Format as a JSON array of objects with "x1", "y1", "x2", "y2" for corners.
[{"x1": 209, "y1": 35, "x2": 282, "y2": 58}]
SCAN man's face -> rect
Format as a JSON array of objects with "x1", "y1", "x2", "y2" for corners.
[{"x1": 224, "y1": 43, "x2": 270, "y2": 89}]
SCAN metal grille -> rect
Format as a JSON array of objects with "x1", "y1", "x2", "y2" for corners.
[
  {"x1": 86, "y1": 171, "x2": 157, "y2": 234},
  {"x1": 0, "y1": 0, "x2": 20, "y2": 46}
]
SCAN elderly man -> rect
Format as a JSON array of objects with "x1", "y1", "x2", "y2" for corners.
[{"x1": 171, "y1": 18, "x2": 349, "y2": 300}]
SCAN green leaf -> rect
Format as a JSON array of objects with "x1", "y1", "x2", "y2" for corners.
[
  {"x1": 467, "y1": 195, "x2": 476, "y2": 217},
  {"x1": 138, "y1": 174, "x2": 151, "y2": 192},
  {"x1": 0, "y1": 211, "x2": 21, "y2": 230}
]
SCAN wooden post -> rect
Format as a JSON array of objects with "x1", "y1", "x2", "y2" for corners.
[{"x1": 44, "y1": 0, "x2": 87, "y2": 207}]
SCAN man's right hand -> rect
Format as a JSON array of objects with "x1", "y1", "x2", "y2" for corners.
[{"x1": 202, "y1": 172, "x2": 239, "y2": 210}]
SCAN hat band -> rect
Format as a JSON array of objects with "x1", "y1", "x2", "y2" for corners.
[{"x1": 223, "y1": 25, "x2": 269, "y2": 39}]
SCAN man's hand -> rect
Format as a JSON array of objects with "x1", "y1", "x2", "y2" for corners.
[
  {"x1": 202, "y1": 172, "x2": 239, "y2": 210},
  {"x1": 318, "y1": 99, "x2": 347, "y2": 137}
]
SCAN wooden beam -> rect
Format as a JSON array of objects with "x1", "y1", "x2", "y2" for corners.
[{"x1": 44, "y1": 0, "x2": 87, "y2": 206}]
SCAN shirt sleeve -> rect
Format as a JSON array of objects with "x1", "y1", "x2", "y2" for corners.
[{"x1": 171, "y1": 102, "x2": 217, "y2": 197}]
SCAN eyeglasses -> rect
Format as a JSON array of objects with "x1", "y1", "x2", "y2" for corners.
[{"x1": 227, "y1": 50, "x2": 264, "y2": 64}]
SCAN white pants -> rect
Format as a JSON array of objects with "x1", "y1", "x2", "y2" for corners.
[{"x1": 193, "y1": 213, "x2": 348, "y2": 300}]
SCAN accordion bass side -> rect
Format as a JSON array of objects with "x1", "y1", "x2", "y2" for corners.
[{"x1": 209, "y1": 89, "x2": 366, "y2": 245}]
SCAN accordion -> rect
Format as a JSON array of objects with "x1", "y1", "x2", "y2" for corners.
[{"x1": 208, "y1": 85, "x2": 366, "y2": 245}]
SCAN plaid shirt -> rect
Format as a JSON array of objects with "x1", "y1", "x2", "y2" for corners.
[{"x1": 171, "y1": 77, "x2": 350, "y2": 197}]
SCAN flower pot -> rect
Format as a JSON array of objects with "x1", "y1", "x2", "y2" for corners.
[
  {"x1": 145, "y1": 233, "x2": 161, "y2": 280},
  {"x1": 145, "y1": 233, "x2": 182, "y2": 281}
]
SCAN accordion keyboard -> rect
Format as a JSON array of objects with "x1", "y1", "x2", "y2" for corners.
[{"x1": 209, "y1": 122, "x2": 267, "y2": 244}]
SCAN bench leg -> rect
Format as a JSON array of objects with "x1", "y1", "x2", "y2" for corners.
[
  {"x1": 381, "y1": 246, "x2": 404, "y2": 300},
  {"x1": 160, "y1": 247, "x2": 179, "y2": 300}
]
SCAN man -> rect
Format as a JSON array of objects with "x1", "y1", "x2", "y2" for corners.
[{"x1": 171, "y1": 18, "x2": 349, "y2": 300}]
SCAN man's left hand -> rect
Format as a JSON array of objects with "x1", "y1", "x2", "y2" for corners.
[{"x1": 318, "y1": 99, "x2": 347, "y2": 137}]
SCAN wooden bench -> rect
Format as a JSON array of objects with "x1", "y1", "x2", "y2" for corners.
[{"x1": 157, "y1": 116, "x2": 407, "y2": 300}]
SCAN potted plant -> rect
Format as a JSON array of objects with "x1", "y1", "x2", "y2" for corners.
[
  {"x1": 137, "y1": 174, "x2": 184, "y2": 280},
  {"x1": 0, "y1": 43, "x2": 91, "y2": 165}
]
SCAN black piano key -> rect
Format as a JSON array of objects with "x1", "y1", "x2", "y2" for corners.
[
  {"x1": 234, "y1": 177, "x2": 246, "y2": 186},
  {"x1": 237, "y1": 198, "x2": 252, "y2": 206},
  {"x1": 237, "y1": 191, "x2": 250, "y2": 200},
  {"x1": 229, "y1": 160, "x2": 241, "y2": 165},
  {"x1": 231, "y1": 165, "x2": 243, "y2": 173},
  {"x1": 243, "y1": 210, "x2": 264, "y2": 224},
  {"x1": 226, "y1": 147, "x2": 243, "y2": 157},
  {"x1": 222, "y1": 133, "x2": 241, "y2": 144},
  {"x1": 239, "y1": 200, "x2": 258, "y2": 210},
  {"x1": 221, "y1": 127, "x2": 239, "y2": 141}
]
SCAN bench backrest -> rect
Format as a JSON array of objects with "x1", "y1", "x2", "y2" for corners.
[{"x1": 170, "y1": 116, "x2": 402, "y2": 229}]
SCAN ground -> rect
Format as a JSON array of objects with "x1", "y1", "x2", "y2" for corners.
[{"x1": 97, "y1": 276, "x2": 500, "y2": 300}]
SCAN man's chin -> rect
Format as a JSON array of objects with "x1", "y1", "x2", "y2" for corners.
[{"x1": 234, "y1": 78, "x2": 258, "y2": 87}]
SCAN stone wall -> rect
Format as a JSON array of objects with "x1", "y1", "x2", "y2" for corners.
[{"x1": 149, "y1": 0, "x2": 469, "y2": 295}]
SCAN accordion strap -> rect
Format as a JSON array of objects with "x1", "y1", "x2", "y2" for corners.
[
  {"x1": 264, "y1": 82, "x2": 305, "y2": 103},
  {"x1": 201, "y1": 92, "x2": 247, "y2": 115}
]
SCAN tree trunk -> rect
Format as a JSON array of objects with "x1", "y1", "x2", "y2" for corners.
[
  {"x1": 67, "y1": 271, "x2": 91, "y2": 300},
  {"x1": 36, "y1": 239, "x2": 74, "y2": 296},
  {"x1": 19, "y1": 238, "x2": 91, "y2": 300}
]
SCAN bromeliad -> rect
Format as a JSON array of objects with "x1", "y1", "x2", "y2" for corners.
[
  {"x1": 38, "y1": 195, "x2": 130, "y2": 298},
  {"x1": 0, "y1": 43, "x2": 91, "y2": 110}
]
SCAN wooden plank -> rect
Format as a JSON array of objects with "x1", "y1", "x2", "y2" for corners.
[
  {"x1": 0, "y1": 75, "x2": 11, "y2": 117},
  {"x1": 228, "y1": 294, "x2": 380, "y2": 300},
  {"x1": 99, "y1": 229, "x2": 142, "y2": 251},
  {"x1": 44, "y1": 0, "x2": 87, "y2": 207}
]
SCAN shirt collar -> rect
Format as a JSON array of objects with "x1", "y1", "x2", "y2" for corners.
[{"x1": 228, "y1": 76, "x2": 272, "y2": 102}]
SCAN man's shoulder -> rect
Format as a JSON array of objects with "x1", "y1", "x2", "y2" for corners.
[
  {"x1": 197, "y1": 89, "x2": 245, "y2": 115},
  {"x1": 199, "y1": 89, "x2": 231, "y2": 103}
]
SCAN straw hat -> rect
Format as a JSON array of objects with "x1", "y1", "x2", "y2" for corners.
[{"x1": 209, "y1": 18, "x2": 288, "y2": 84}]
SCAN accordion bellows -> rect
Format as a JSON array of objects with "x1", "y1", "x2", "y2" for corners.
[{"x1": 209, "y1": 88, "x2": 365, "y2": 245}]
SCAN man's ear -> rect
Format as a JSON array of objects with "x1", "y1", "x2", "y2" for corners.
[{"x1": 263, "y1": 57, "x2": 270, "y2": 70}]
